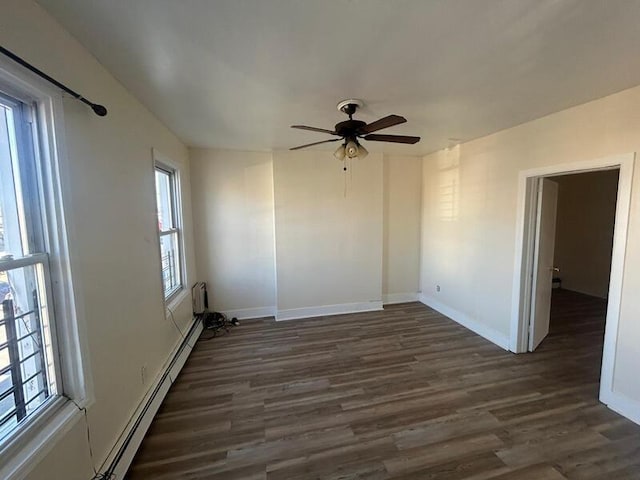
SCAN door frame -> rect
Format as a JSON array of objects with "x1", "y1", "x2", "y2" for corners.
[{"x1": 510, "y1": 152, "x2": 635, "y2": 405}]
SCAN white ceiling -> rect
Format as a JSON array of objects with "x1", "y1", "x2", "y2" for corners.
[{"x1": 38, "y1": 0, "x2": 640, "y2": 155}]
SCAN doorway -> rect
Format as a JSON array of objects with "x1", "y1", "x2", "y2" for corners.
[
  {"x1": 510, "y1": 153, "x2": 634, "y2": 407},
  {"x1": 529, "y1": 170, "x2": 619, "y2": 352}
]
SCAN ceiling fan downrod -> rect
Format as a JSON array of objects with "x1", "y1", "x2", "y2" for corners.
[{"x1": 337, "y1": 99, "x2": 363, "y2": 120}]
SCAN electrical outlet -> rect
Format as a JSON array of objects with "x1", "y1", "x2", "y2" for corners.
[{"x1": 436, "y1": 285, "x2": 441, "y2": 292}]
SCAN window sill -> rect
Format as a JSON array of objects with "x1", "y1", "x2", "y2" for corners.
[
  {"x1": 166, "y1": 287, "x2": 189, "y2": 313},
  {"x1": 0, "y1": 398, "x2": 83, "y2": 480}
]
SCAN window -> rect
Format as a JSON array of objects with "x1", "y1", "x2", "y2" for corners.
[
  {"x1": 154, "y1": 163, "x2": 183, "y2": 300},
  {"x1": 0, "y1": 93, "x2": 59, "y2": 443},
  {"x1": 0, "y1": 62, "x2": 90, "y2": 478}
]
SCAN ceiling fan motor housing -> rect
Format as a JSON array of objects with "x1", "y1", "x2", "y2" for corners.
[{"x1": 334, "y1": 119, "x2": 366, "y2": 138}]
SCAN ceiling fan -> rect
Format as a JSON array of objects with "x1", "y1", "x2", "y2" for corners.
[{"x1": 290, "y1": 99, "x2": 420, "y2": 160}]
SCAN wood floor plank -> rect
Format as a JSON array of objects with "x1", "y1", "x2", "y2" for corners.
[
  {"x1": 486, "y1": 463, "x2": 568, "y2": 479},
  {"x1": 389, "y1": 452, "x2": 506, "y2": 480},
  {"x1": 126, "y1": 290, "x2": 640, "y2": 479},
  {"x1": 383, "y1": 433, "x2": 505, "y2": 475}
]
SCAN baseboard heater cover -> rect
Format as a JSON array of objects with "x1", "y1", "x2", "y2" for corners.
[{"x1": 100, "y1": 317, "x2": 202, "y2": 478}]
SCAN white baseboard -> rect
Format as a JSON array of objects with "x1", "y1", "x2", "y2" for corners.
[
  {"x1": 418, "y1": 294, "x2": 510, "y2": 351},
  {"x1": 276, "y1": 301, "x2": 383, "y2": 321},
  {"x1": 382, "y1": 292, "x2": 419, "y2": 305},
  {"x1": 103, "y1": 317, "x2": 203, "y2": 478},
  {"x1": 602, "y1": 389, "x2": 640, "y2": 426},
  {"x1": 221, "y1": 306, "x2": 275, "y2": 320}
]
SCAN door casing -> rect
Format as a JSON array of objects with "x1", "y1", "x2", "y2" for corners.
[{"x1": 510, "y1": 152, "x2": 634, "y2": 406}]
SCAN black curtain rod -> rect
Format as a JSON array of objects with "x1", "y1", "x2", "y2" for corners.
[{"x1": 0, "y1": 45, "x2": 107, "y2": 117}]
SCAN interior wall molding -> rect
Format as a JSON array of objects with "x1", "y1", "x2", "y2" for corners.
[
  {"x1": 418, "y1": 294, "x2": 510, "y2": 351},
  {"x1": 382, "y1": 292, "x2": 419, "y2": 305},
  {"x1": 603, "y1": 389, "x2": 640, "y2": 426},
  {"x1": 221, "y1": 306, "x2": 276, "y2": 320},
  {"x1": 276, "y1": 301, "x2": 383, "y2": 321}
]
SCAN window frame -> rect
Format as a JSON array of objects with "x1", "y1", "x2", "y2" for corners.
[
  {"x1": 0, "y1": 58, "x2": 92, "y2": 479},
  {"x1": 153, "y1": 151, "x2": 186, "y2": 306}
]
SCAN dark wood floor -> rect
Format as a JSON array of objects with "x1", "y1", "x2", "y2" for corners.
[{"x1": 126, "y1": 290, "x2": 640, "y2": 479}]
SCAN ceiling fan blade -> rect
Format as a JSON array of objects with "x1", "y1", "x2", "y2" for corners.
[
  {"x1": 290, "y1": 138, "x2": 342, "y2": 151},
  {"x1": 358, "y1": 115, "x2": 407, "y2": 134},
  {"x1": 291, "y1": 125, "x2": 338, "y2": 135},
  {"x1": 363, "y1": 134, "x2": 420, "y2": 144}
]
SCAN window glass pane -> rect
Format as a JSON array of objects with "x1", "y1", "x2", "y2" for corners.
[
  {"x1": 159, "y1": 232, "x2": 180, "y2": 297},
  {"x1": 0, "y1": 102, "x2": 26, "y2": 259},
  {"x1": 0, "y1": 345, "x2": 9, "y2": 373},
  {"x1": 0, "y1": 261, "x2": 56, "y2": 442},
  {"x1": 155, "y1": 164, "x2": 182, "y2": 300},
  {"x1": 0, "y1": 411, "x2": 17, "y2": 441},
  {"x1": 0, "y1": 345, "x2": 12, "y2": 396},
  {"x1": 155, "y1": 169, "x2": 173, "y2": 231},
  {"x1": 0, "y1": 378, "x2": 14, "y2": 406}
]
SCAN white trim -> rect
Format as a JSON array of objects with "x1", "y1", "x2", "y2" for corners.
[
  {"x1": 511, "y1": 154, "x2": 634, "y2": 352},
  {"x1": 166, "y1": 289, "x2": 190, "y2": 314},
  {"x1": 0, "y1": 56, "x2": 94, "y2": 406},
  {"x1": 509, "y1": 153, "x2": 635, "y2": 415},
  {"x1": 0, "y1": 57, "x2": 94, "y2": 477},
  {"x1": 599, "y1": 157, "x2": 634, "y2": 402},
  {"x1": 102, "y1": 318, "x2": 202, "y2": 479},
  {"x1": 276, "y1": 301, "x2": 383, "y2": 321},
  {"x1": 40, "y1": 92, "x2": 94, "y2": 407},
  {"x1": 152, "y1": 149, "x2": 189, "y2": 304},
  {"x1": 382, "y1": 292, "x2": 419, "y2": 304},
  {"x1": 603, "y1": 390, "x2": 640, "y2": 427},
  {"x1": 269, "y1": 154, "x2": 279, "y2": 317},
  {"x1": 510, "y1": 175, "x2": 540, "y2": 352},
  {"x1": 221, "y1": 306, "x2": 275, "y2": 320},
  {"x1": 419, "y1": 294, "x2": 510, "y2": 351}
]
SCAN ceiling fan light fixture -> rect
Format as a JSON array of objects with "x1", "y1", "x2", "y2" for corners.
[
  {"x1": 357, "y1": 143, "x2": 368, "y2": 159},
  {"x1": 345, "y1": 140, "x2": 359, "y2": 158},
  {"x1": 333, "y1": 144, "x2": 346, "y2": 160}
]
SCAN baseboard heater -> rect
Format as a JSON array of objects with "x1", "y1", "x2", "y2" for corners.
[{"x1": 98, "y1": 316, "x2": 202, "y2": 478}]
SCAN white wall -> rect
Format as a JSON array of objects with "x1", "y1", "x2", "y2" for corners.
[
  {"x1": 272, "y1": 152, "x2": 384, "y2": 317},
  {"x1": 553, "y1": 170, "x2": 619, "y2": 298},
  {"x1": 1, "y1": 1, "x2": 196, "y2": 479},
  {"x1": 420, "y1": 83, "x2": 640, "y2": 412},
  {"x1": 190, "y1": 148, "x2": 276, "y2": 317},
  {"x1": 189, "y1": 149, "x2": 422, "y2": 319},
  {"x1": 383, "y1": 155, "x2": 422, "y2": 303}
]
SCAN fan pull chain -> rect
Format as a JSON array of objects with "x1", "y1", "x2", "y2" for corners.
[{"x1": 344, "y1": 159, "x2": 348, "y2": 198}]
